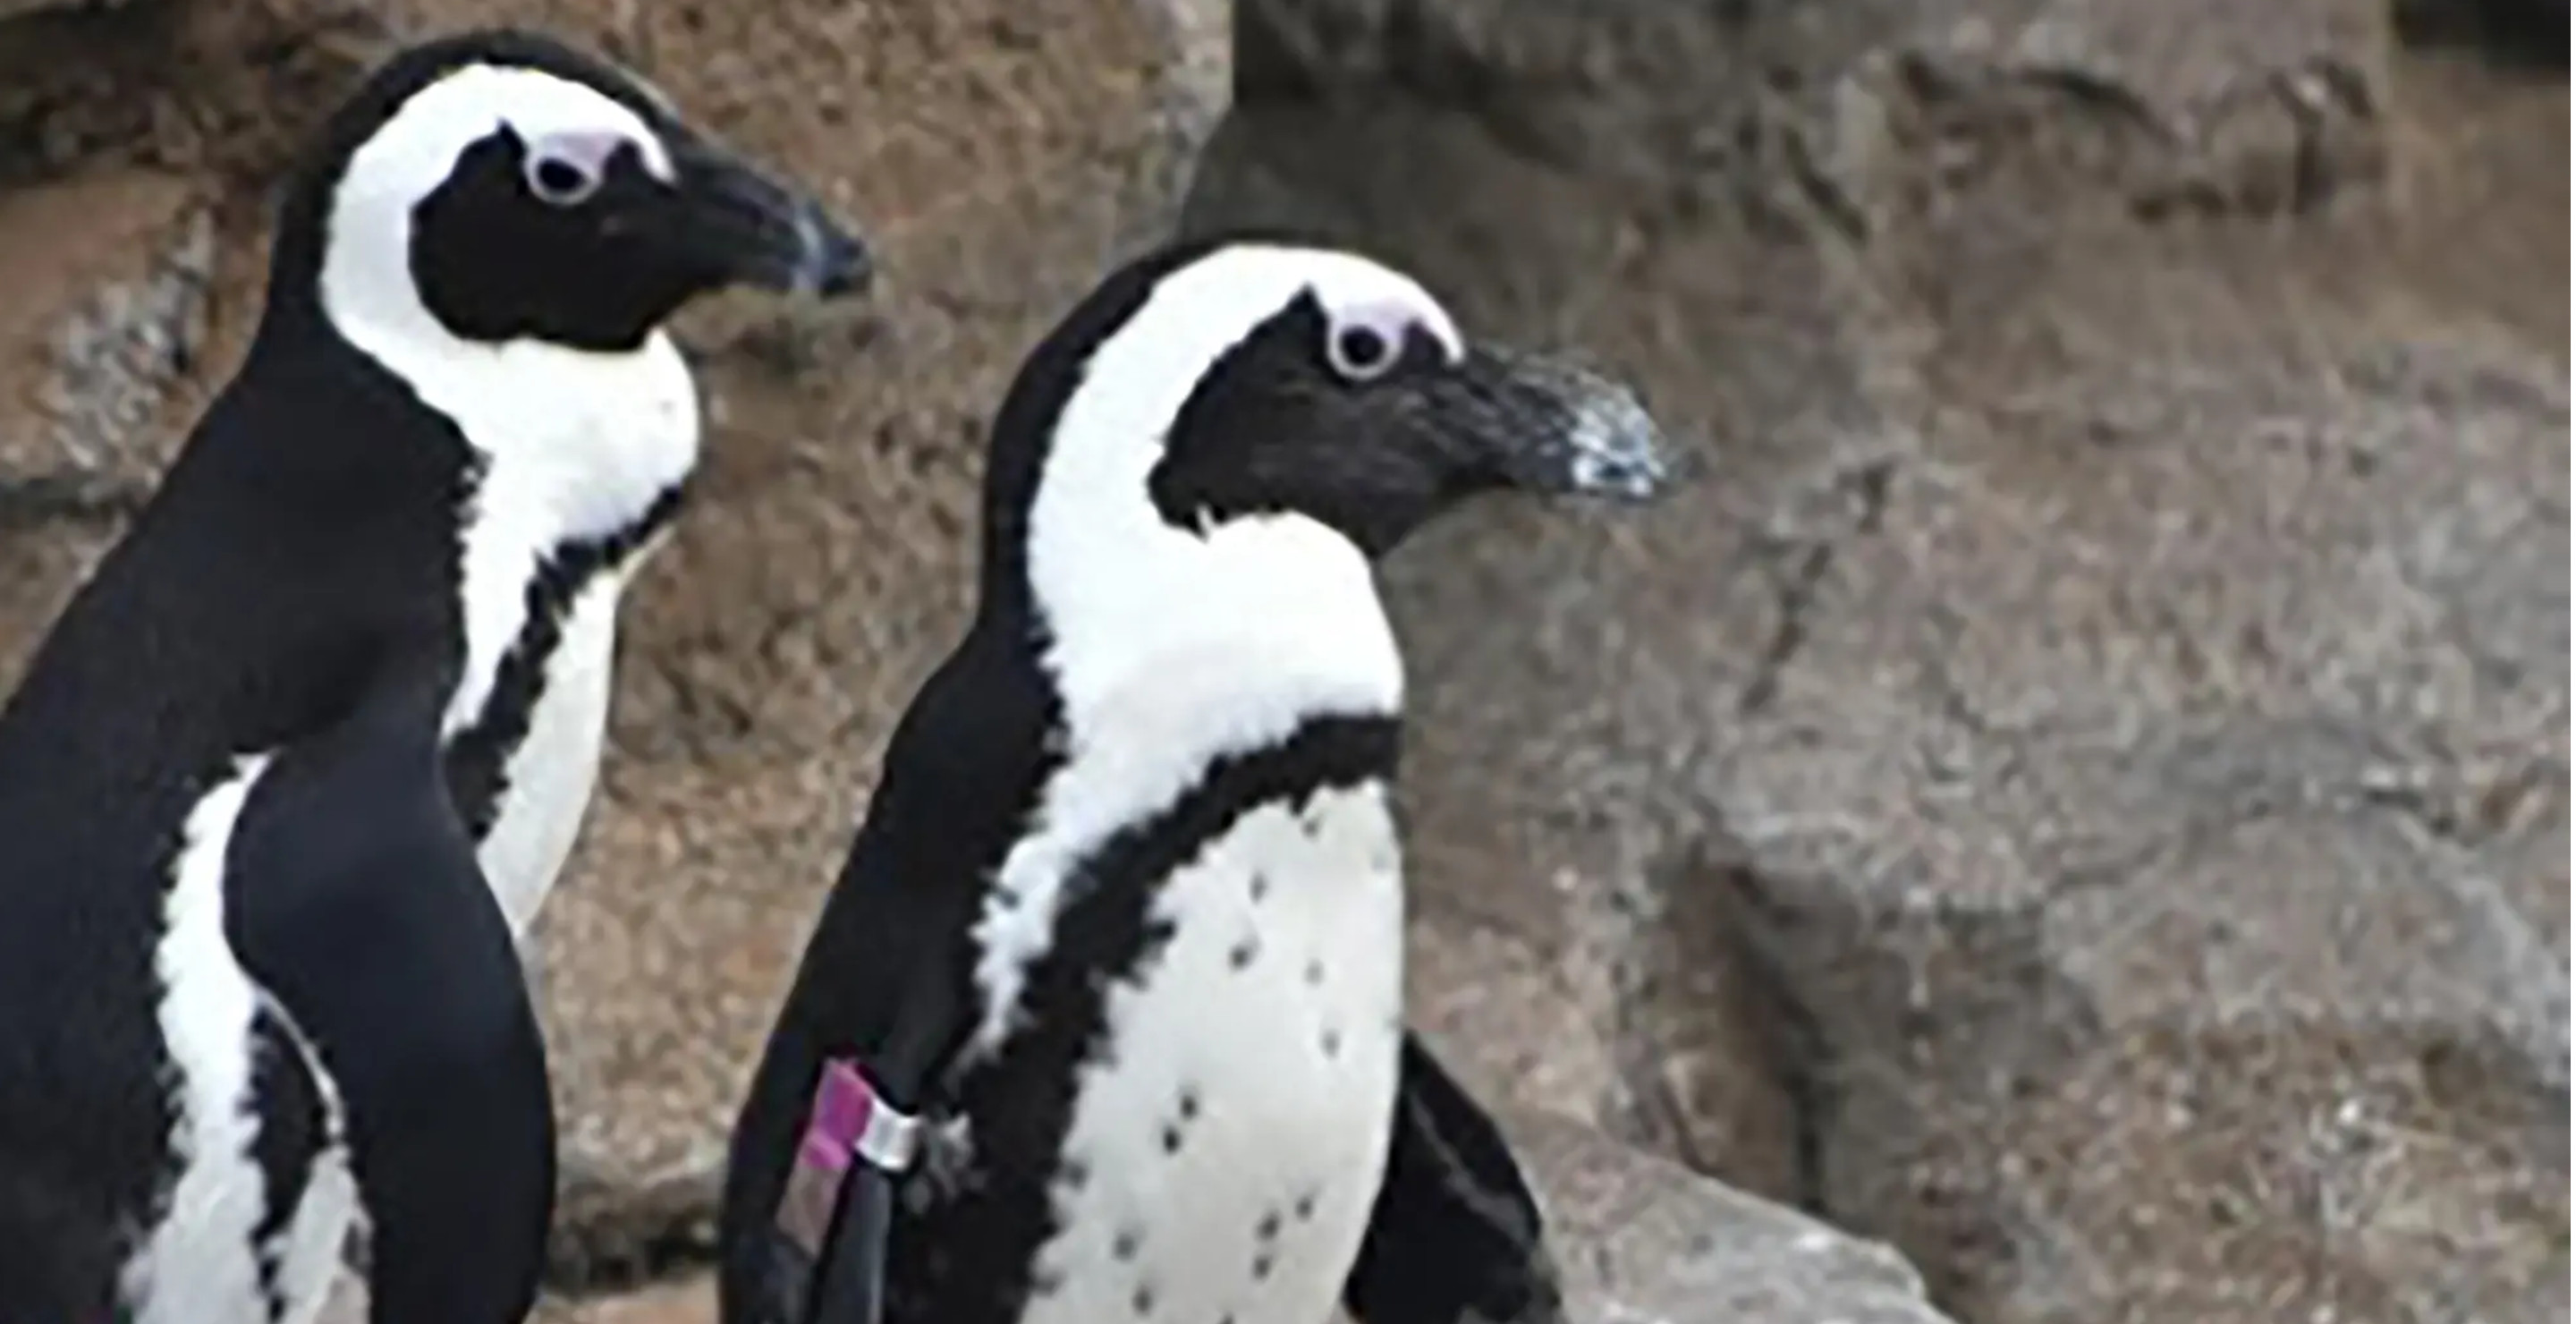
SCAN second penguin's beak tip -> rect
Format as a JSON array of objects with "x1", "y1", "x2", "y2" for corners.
[
  {"x1": 792, "y1": 203, "x2": 874, "y2": 299},
  {"x1": 1558, "y1": 381, "x2": 1676, "y2": 503}
]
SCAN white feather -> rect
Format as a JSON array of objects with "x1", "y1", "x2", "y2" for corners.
[
  {"x1": 257, "y1": 997, "x2": 363, "y2": 1324},
  {"x1": 472, "y1": 570, "x2": 628, "y2": 936},
  {"x1": 1024, "y1": 782, "x2": 1406, "y2": 1324},
  {"x1": 125, "y1": 754, "x2": 358, "y2": 1324}
]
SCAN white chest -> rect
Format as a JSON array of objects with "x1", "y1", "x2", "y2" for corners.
[
  {"x1": 417, "y1": 334, "x2": 696, "y2": 938},
  {"x1": 1021, "y1": 781, "x2": 1406, "y2": 1324},
  {"x1": 470, "y1": 570, "x2": 627, "y2": 938},
  {"x1": 127, "y1": 759, "x2": 359, "y2": 1324}
]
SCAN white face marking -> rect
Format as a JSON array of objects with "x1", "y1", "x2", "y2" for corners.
[
  {"x1": 520, "y1": 127, "x2": 627, "y2": 206},
  {"x1": 1322, "y1": 294, "x2": 1453, "y2": 384},
  {"x1": 970, "y1": 246, "x2": 1457, "y2": 1054},
  {"x1": 125, "y1": 755, "x2": 352, "y2": 1324},
  {"x1": 1022, "y1": 783, "x2": 1406, "y2": 1324},
  {"x1": 313, "y1": 63, "x2": 702, "y2": 934},
  {"x1": 321, "y1": 64, "x2": 671, "y2": 355}
]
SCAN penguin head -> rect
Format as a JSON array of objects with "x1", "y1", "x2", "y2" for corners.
[
  {"x1": 992, "y1": 238, "x2": 1671, "y2": 581},
  {"x1": 277, "y1": 29, "x2": 869, "y2": 353}
]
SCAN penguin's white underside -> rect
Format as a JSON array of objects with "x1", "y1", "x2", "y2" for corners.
[
  {"x1": 131, "y1": 757, "x2": 360, "y2": 1324},
  {"x1": 360, "y1": 327, "x2": 694, "y2": 940},
  {"x1": 1021, "y1": 780, "x2": 1407, "y2": 1324},
  {"x1": 470, "y1": 569, "x2": 632, "y2": 935}
]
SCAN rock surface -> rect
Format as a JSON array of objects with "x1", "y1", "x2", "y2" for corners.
[
  {"x1": 1183, "y1": 3, "x2": 2570, "y2": 1322},
  {"x1": 518, "y1": 1108, "x2": 1961, "y2": 1323}
]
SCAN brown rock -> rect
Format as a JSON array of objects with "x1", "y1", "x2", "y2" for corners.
[
  {"x1": 532, "y1": 1277, "x2": 716, "y2": 1324},
  {"x1": 0, "y1": 169, "x2": 211, "y2": 491},
  {"x1": 1505, "y1": 1109, "x2": 1956, "y2": 1324}
]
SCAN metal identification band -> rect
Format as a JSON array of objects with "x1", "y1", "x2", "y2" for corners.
[{"x1": 775, "y1": 1059, "x2": 924, "y2": 1257}]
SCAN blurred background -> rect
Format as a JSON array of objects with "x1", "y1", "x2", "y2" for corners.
[{"x1": 0, "y1": 0, "x2": 2563, "y2": 1320}]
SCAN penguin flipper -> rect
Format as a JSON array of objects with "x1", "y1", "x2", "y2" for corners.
[
  {"x1": 1343, "y1": 1032, "x2": 1566, "y2": 1324},
  {"x1": 719, "y1": 636, "x2": 1038, "y2": 1324},
  {"x1": 223, "y1": 682, "x2": 553, "y2": 1324},
  {"x1": 715, "y1": 801, "x2": 983, "y2": 1324}
]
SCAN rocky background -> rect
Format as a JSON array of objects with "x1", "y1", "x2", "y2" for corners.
[{"x1": 0, "y1": 0, "x2": 2563, "y2": 1321}]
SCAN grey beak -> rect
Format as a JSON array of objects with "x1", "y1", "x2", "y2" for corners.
[
  {"x1": 665, "y1": 135, "x2": 872, "y2": 299},
  {"x1": 1457, "y1": 348, "x2": 1674, "y2": 503}
]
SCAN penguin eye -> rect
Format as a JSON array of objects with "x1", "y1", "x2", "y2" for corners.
[
  {"x1": 518, "y1": 128, "x2": 634, "y2": 208},
  {"x1": 524, "y1": 152, "x2": 602, "y2": 207},
  {"x1": 1324, "y1": 305, "x2": 1414, "y2": 384}
]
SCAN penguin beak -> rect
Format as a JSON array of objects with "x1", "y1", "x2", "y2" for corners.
[
  {"x1": 659, "y1": 134, "x2": 873, "y2": 299},
  {"x1": 1427, "y1": 347, "x2": 1674, "y2": 503}
]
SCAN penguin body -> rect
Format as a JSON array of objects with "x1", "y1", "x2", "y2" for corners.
[
  {"x1": 0, "y1": 29, "x2": 866, "y2": 1322},
  {"x1": 720, "y1": 238, "x2": 1668, "y2": 1324}
]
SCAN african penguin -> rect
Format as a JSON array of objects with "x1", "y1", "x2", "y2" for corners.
[
  {"x1": 0, "y1": 29, "x2": 866, "y2": 1324},
  {"x1": 718, "y1": 237, "x2": 1670, "y2": 1324}
]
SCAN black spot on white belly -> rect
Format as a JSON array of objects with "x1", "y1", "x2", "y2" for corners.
[{"x1": 880, "y1": 717, "x2": 1403, "y2": 1324}]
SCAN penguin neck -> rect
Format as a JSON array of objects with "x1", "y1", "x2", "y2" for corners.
[
  {"x1": 1016, "y1": 496, "x2": 1406, "y2": 792},
  {"x1": 317, "y1": 252, "x2": 700, "y2": 537},
  {"x1": 306, "y1": 244, "x2": 699, "y2": 751}
]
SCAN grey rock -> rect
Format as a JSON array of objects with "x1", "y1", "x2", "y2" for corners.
[
  {"x1": 0, "y1": 0, "x2": 131, "y2": 20},
  {"x1": 1236, "y1": 0, "x2": 2392, "y2": 230},
  {"x1": 39, "y1": 204, "x2": 215, "y2": 480},
  {"x1": 1504, "y1": 1108, "x2": 1958, "y2": 1324},
  {"x1": 521, "y1": 1115, "x2": 1961, "y2": 1324},
  {"x1": 0, "y1": 170, "x2": 212, "y2": 494},
  {"x1": 1184, "y1": 9, "x2": 2569, "y2": 1320}
]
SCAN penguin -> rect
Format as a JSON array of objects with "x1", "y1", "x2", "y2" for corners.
[
  {"x1": 717, "y1": 236, "x2": 1670, "y2": 1324},
  {"x1": 0, "y1": 28, "x2": 868, "y2": 1324}
]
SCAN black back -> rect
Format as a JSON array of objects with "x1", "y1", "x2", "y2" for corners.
[{"x1": 0, "y1": 308, "x2": 475, "y2": 1261}]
